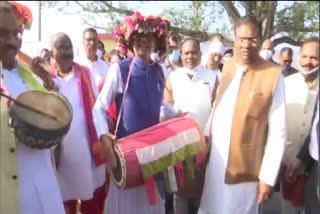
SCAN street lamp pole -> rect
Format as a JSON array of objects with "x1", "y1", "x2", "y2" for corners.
[{"x1": 38, "y1": 1, "x2": 41, "y2": 42}]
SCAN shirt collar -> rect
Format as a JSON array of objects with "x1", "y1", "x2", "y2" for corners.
[
  {"x1": 56, "y1": 66, "x2": 75, "y2": 81},
  {"x1": 2, "y1": 59, "x2": 19, "y2": 72},
  {"x1": 235, "y1": 62, "x2": 248, "y2": 73},
  {"x1": 182, "y1": 64, "x2": 201, "y2": 75}
]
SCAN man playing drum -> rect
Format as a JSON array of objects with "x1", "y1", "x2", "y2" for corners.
[
  {"x1": 32, "y1": 32, "x2": 107, "y2": 214},
  {"x1": 92, "y1": 11, "x2": 170, "y2": 214},
  {"x1": 0, "y1": 2, "x2": 65, "y2": 214}
]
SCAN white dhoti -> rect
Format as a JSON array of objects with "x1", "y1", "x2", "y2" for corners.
[
  {"x1": 104, "y1": 181, "x2": 165, "y2": 214},
  {"x1": 198, "y1": 65, "x2": 286, "y2": 214}
]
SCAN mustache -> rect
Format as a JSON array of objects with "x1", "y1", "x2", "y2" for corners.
[
  {"x1": 3, "y1": 44, "x2": 19, "y2": 51},
  {"x1": 301, "y1": 63, "x2": 315, "y2": 69},
  {"x1": 61, "y1": 54, "x2": 73, "y2": 59}
]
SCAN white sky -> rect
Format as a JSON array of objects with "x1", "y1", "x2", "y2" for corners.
[
  {"x1": 17, "y1": 1, "x2": 300, "y2": 69},
  {"x1": 19, "y1": 1, "x2": 188, "y2": 57}
]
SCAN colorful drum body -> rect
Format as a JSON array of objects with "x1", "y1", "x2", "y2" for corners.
[
  {"x1": 111, "y1": 116, "x2": 206, "y2": 204},
  {"x1": 9, "y1": 90, "x2": 73, "y2": 149}
]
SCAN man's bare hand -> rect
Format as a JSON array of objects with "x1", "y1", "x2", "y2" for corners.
[
  {"x1": 257, "y1": 180, "x2": 273, "y2": 204},
  {"x1": 100, "y1": 134, "x2": 117, "y2": 170},
  {"x1": 285, "y1": 158, "x2": 306, "y2": 184},
  {"x1": 31, "y1": 57, "x2": 53, "y2": 89},
  {"x1": 176, "y1": 110, "x2": 188, "y2": 117}
]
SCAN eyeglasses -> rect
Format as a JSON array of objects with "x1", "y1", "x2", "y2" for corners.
[
  {"x1": 235, "y1": 36, "x2": 258, "y2": 45},
  {"x1": 0, "y1": 28, "x2": 22, "y2": 40},
  {"x1": 84, "y1": 37, "x2": 98, "y2": 43}
]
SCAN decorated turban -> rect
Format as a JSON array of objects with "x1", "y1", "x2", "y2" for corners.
[
  {"x1": 113, "y1": 11, "x2": 170, "y2": 58},
  {"x1": 8, "y1": 1, "x2": 33, "y2": 32}
]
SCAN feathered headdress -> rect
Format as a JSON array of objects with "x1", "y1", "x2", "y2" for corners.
[
  {"x1": 8, "y1": 1, "x2": 33, "y2": 31},
  {"x1": 113, "y1": 11, "x2": 170, "y2": 58}
]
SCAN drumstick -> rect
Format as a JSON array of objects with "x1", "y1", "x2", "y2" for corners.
[{"x1": 0, "y1": 91, "x2": 59, "y2": 121}]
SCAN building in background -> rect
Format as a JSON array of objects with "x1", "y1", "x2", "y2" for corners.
[{"x1": 98, "y1": 33, "x2": 116, "y2": 53}]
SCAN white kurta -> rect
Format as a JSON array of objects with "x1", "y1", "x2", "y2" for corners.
[
  {"x1": 93, "y1": 63, "x2": 165, "y2": 214},
  {"x1": 54, "y1": 68, "x2": 106, "y2": 201},
  {"x1": 168, "y1": 65, "x2": 218, "y2": 131},
  {"x1": 2, "y1": 67, "x2": 65, "y2": 214},
  {"x1": 167, "y1": 65, "x2": 218, "y2": 214},
  {"x1": 201, "y1": 54, "x2": 222, "y2": 80},
  {"x1": 75, "y1": 54, "x2": 110, "y2": 89},
  {"x1": 198, "y1": 64, "x2": 286, "y2": 214}
]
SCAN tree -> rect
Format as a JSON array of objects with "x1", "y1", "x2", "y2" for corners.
[
  {"x1": 162, "y1": 1, "x2": 233, "y2": 41},
  {"x1": 42, "y1": 1, "x2": 319, "y2": 45},
  {"x1": 275, "y1": 1, "x2": 319, "y2": 41}
]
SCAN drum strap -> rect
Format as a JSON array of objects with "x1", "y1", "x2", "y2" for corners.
[
  {"x1": 114, "y1": 59, "x2": 134, "y2": 138},
  {"x1": 16, "y1": 60, "x2": 45, "y2": 91}
]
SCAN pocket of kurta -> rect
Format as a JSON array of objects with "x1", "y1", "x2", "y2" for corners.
[{"x1": 247, "y1": 92, "x2": 268, "y2": 119}]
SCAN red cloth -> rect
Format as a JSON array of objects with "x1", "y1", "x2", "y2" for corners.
[
  {"x1": 64, "y1": 184, "x2": 107, "y2": 214},
  {"x1": 174, "y1": 161, "x2": 184, "y2": 189},
  {"x1": 144, "y1": 176, "x2": 157, "y2": 205},
  {"x1": 10, "y1": 1, "x2": 33, "y2": 30},
  {"x1": 281, "y1": 167, "x2": 306, "y2": 207},
  {"x1": 106, "y1": 102, "x2": 116, "y2": 134}
]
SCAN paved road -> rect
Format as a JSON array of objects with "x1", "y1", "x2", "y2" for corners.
[
  {"x1": 165, "y1": 192, "x2": 284, "y2": 214},
  {"x1": 263, "y1": 192, "x2": 282, "y2": 214}
]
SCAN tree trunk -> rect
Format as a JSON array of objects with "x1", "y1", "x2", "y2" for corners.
[{"x1": 262, "y1": 1, "x2": 277, "y2": 39}]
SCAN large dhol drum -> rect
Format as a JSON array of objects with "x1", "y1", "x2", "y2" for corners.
[
  {"x1": 111, "y1": 116, "x2": 206, "y2": 203},
  {"x1": 9, "y1": 90, "x2": 73, "y2": 149}
]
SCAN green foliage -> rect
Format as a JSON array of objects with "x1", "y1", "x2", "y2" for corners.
[
  {"x1": 162, "y1": 1, "x2": 224, "y2": 33},
  {"x1": 275, "y1": 1, "x2": 319, "y2": 40},
  {"x1": 41, "y1": 1, "x2": 319, "y2": 42}
]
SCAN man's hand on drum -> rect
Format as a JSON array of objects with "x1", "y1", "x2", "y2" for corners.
[
  {"x1": 100, "y1": 134, "x2": 117, "y2": 170},
  {"x1": 31, "y1": 57, "x2": 55, "y2": 90}
]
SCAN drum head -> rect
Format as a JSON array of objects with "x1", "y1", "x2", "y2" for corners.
[
  {"x1": 112, "y1": 144, "x2": 126, "y2": 188},
  {"x1": 13, "y1": 90, "x2": 72, "y2": 131}
]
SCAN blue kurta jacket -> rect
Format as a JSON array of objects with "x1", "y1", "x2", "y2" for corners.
[{"x1": 115, "y1": 57, "x2": 164, "y2": 138}]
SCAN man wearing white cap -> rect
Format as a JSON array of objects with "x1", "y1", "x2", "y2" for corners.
[{"x1": 203, "y1": 40, "x2": 225, "y2": 80}]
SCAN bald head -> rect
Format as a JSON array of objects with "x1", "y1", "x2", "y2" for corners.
[
  {"x1": 51, "y1": 32, "x2": 72, "y2": 49},
  {"x1": 261, "y1": 39, "x2": 274, "y2": 51},
  {"x1": 50, "y1": 32, "x2": 74, "y2": 73}
]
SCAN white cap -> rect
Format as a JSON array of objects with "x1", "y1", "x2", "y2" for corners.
[{"x1": 208, "y1": 41, "x2": 225, "y2": 55}]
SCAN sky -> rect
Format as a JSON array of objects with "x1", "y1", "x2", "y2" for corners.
[
  {"x1": 17, "y1": 1, "x2": 300, "y2": 69},
  {"x1": 19, "y1": 1, "x2": 188, "y2": 56}
]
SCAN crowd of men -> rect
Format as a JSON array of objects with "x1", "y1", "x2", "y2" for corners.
[{"x1": 0, "y1": 2, "x2": 319, "y2": 214}]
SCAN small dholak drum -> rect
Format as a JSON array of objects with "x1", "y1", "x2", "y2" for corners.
[
  {"x1": 111, "y1": 117, "x2": 206, "y2": 204},
  {"x1": 9, "y1": 90, "x2": 73, "y2": 149}
]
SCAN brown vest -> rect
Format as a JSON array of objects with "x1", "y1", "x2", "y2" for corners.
[{"x1": 213, "y1": 57, "x2": 281, "y2": 184}]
